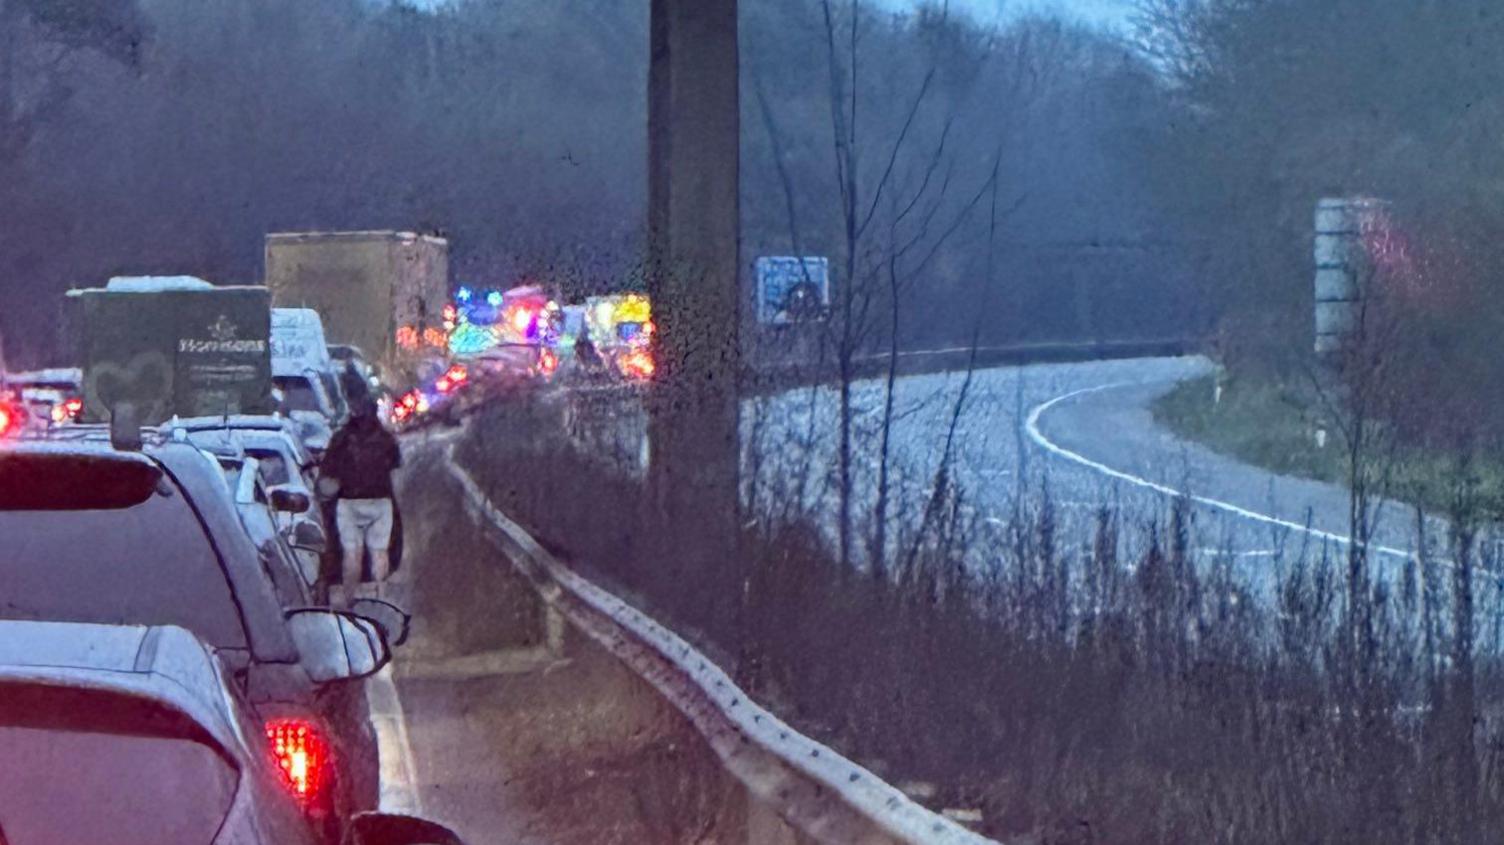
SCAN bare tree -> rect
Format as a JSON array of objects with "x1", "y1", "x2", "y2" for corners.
[{"x1": 752, "y1": 0, "x2": 1027, "y2": 569}]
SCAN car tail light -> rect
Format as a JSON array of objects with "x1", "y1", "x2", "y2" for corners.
[
  {"x1": 266, "y1": 719, "x2": 330, "y2": 804},
  {"x1": 0, "y1": 403, "x2": 17, "y2": 437},
  {"x1": 50, "y1": 398, "x2": 82, "y2": 424},
  {"x1": 397, "y1": 390, "x2": 426, "y2": 417}
]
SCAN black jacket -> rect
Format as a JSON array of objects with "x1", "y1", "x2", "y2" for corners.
[{"x1": 323, "y1": 416, "x2": 401, "y2": 499}]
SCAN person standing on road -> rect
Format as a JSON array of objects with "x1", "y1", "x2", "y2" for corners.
[
  {"x1": 321, "y1": 397, "x2": 401, "y2": 602},
  {"x1": 574, "y1": 327, "x2": 603, "y2": 377}
]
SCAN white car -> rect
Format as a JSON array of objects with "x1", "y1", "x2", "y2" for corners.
[
  {"x1": 222, "y1": 451, "x2": 328, "y2": 603},
  {"x1": 0, "y1": 619, "x2": 463, "y2": 845},
  {"x1": 174, "y1": 423, "x2": 319, "y2": 506},
  {"x1": 169, "y1": 412, "x2": 331, "y2": 459}
]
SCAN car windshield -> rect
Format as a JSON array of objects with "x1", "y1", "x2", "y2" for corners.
[
  {"x1": 0, "y1": 454, "x2": 246, "y2": 649},
  {"x1": 272, "y1": 377, "x2": 322, "y2": 415},
  {"x1": 0, "y1": 683, "x2": 239, "y2": 845}
]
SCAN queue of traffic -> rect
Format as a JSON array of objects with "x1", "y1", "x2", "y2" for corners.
[
  {"x1": 0, "y1": 229, "x2": 655, "y2": 843},
  {"x1": 0, "y1": 272, "x2": 466, "y2": 844},
  {"x1": 389, "y1": 286, "x2": 655, "y2": 429}
]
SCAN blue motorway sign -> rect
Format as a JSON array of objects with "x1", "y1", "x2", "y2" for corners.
[{"x1": 755, "y1": 256, "x2": 829, "y2": 325}]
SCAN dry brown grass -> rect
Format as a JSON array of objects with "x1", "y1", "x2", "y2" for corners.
[{"x1": 460, "y1": 396, "x2": 1504, "y2": 844}]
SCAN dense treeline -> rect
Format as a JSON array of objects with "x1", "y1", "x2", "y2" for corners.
[
  {"x1": 1135, "y1": 0, "x2": 1504, "y2": 447},
  {"x1": 1, "y1": 0, "x2": 647, "y2": 365},
  {"x1": 0, "y1": 0, "x2": 1200, "y2": 367}
]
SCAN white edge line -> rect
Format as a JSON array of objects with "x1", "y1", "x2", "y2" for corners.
[
  {"x1": 368, "y1": 664, "x2": 424, "y2": 816},
  {"x1": 1024, "y1": 382, "x2": 1414, "y2": 562}
]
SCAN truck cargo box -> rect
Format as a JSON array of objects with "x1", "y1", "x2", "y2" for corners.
[
  {"x1": 68, "y1": 281, "x2": 273, "y2": 424},
  {"x1": 265, "y1": 231, "x2": 448, "y2": 390}
]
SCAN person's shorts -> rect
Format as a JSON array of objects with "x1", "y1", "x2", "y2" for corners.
[{"x1": 336, "y1": 498, "x2": 394, "y2": 550}]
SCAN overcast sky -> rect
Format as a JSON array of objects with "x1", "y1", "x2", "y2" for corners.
[
  {"x1": 405, "y1": 0, "x2": 1137, "y2": 31},
  {"x1": 883, "y1": 0, "x2": 1136, "y2": 29}
]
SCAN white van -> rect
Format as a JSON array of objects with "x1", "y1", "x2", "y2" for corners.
[{"x1": 270, "y1": 308, "x2": 345, "y2": 425}]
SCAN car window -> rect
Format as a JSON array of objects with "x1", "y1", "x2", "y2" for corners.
[
  {"x1": 0, "y1": 454, "x2": 247, "y2": 648},
  {"x1": 0, "y1": 683, "x2": 239, "y2": 845},
  {"x1": 251, "y1": 450, "x2": 292, "y2": 487}
]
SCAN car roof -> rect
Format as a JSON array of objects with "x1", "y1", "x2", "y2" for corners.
[
  {"x1": 183, "y1": 429, "x2": 248, "y2": 460},
  {"x1": 0, "y1": 620, "x2": 243, "y2": 754},
  {"x1": 168, "y1": 414, "x2": 299, "y2": 433},
  {"x1": 183, "y1": 427, "x2": 310, "y2": 464},
  {"x1": 4, "y1": 367, "x2": 81, "y2": 387},
  {"x1": 0, "y1": 434, "x2": 160, "y2": 462}
]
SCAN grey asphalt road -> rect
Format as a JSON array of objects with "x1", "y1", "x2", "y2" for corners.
[
  {"x1": 1026, "y1": 373, "x2": 1429, "y2": 585},
  {"x1": 749, "y1": 355, "x2": 1429, "y2": 589},
  {"x1": 374, "y1": 434, "x2": 743, "y2": 845}
]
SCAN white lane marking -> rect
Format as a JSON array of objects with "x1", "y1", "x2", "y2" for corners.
[
  {"x1": 1196, "y1": 547, "x2": 1280, "y2": 559},
  {"x1": 366, "y1": 665, "x2": 423, "y2": 815},
  {"x1": 1024, "y1": 382, "x2": 1413, "y2": 562}
]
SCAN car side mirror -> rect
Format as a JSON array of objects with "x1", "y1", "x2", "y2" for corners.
[
  {"x1": 342, "y1": 813, "x2": 465, "y2": 845},
  {"x1": 285, "y1": 608, "x2": 390, "y2": 683},
  {"x1": 351, "y1": 597, "x2": 411, "y2": 648},
  {"x1": 283, "y1": 518, "x2": 326, "y2": 553},
  {"x1": 270, "y1": 487, "x2": 311, "y2": 514}
]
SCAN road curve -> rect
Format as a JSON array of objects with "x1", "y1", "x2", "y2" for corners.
[{"x1": 1025, "y1": 375, "x2": 1425, "y2": 578}]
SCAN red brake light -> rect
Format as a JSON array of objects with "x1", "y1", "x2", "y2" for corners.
[
  {"x1": 47, "y1": 398, "x2": 82, "y2": 425},
  {"x1": 266, "y1": 719, "x2": 329, "y2": 803},
  {"x1": 0, "y1": 404, "x2": 16, "y2": 437}
]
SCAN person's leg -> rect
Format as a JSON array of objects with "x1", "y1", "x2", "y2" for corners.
[
  {"x1": 336, "y1": 499, "x2": 366, "y2": 592},
  {"x1": 366, "y1": 499, "x2": 395, "y2": 583}
]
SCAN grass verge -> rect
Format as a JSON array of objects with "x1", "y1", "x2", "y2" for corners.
[
  {"x1": 1151, "y1": 374, "x2": 1345, "y2": 482},
  {"x1": 1154, "y1": 373, "x2": 1504, "y2": 518}
]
